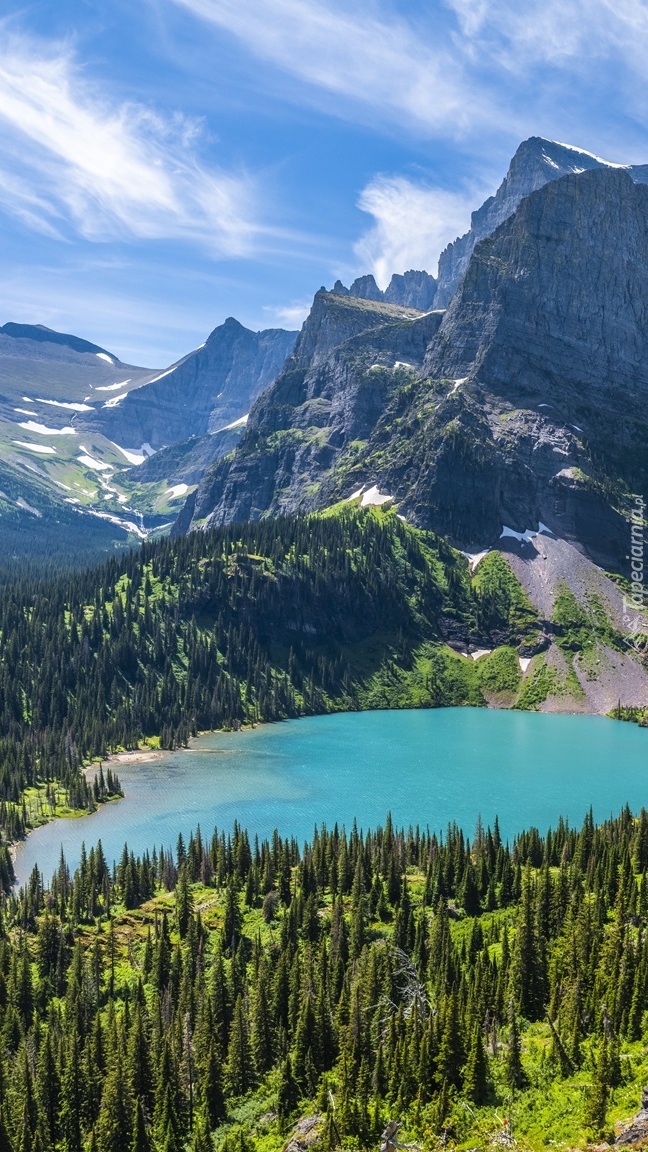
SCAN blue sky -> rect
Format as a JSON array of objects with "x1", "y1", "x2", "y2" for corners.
[{"x1": 1, "y1": 0, "x2": 648, "y2": 365}]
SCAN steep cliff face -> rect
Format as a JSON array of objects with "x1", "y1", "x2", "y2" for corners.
[
  {"x1": 290, "y1": 291, "x2": 421, "y2": 370},
  {"x1": 179, "y1": 166, "x2": 648, "y2": 574},
  {"x1": 434, "y1": 137, "x2": 648, "y2": 307},
  {"x1": 409, "y1": 166, "x2": 648, "y2": 563},
  {"x1": 176, "y1": 292, "x2": 437, "y2": 529},
  {"x1": 384, "y1": 270, "x2": 437, "y2": 310},
  {"x1": 84, "y1": 319, "x2": 297, "y2": 450}
]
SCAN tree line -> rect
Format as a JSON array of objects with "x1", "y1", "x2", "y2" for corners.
[
  {"x1": 1, "y1": 806, "x2": 647, "y2": 1149},
  {"x1": 0, "y1": 510, "x2": 537, "y2": 849}
]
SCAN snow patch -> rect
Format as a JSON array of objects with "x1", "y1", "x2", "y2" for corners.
[
  {"x1": 14, "y1": 408, "x2": 38, "y2": 417},
  {"x1": 461, "y1": 549, "x2": 489, "y2": 572},
  {"x1": 570, "y1": 424, "x2": 584, "y2": 433},
  {"x1": 394, "y1": 361, "x2": 415, "y2": 370},
  {"x1": 470, "y1": 648, "x2": 492, "y2": 661},
  {"x1": 141, "y1": 443, "x2": 155, "y2": 457},
  {"x1": 500, "y1": 523, "x2": 554, "y2": 543},
  {"x1": 110, "y1": 442, "x2": 146, "y2": 466},
  {"x1": 538, "y1": 403, "x2": 552, "y2": 408},
  {"x1": 346, "y1": 486, "x2": 365, "y2": 501},
  {"x1": 12, "y1": 441, "x2": 56, "y2": 454},
  {"x1": 35, "y1": 398, "x2": 93, "y2": 412},
  {"x1": 448, "y1": 377, "x2": 468, "y2": 397},
  {"x1": 547, "y1": 140, "x2": 625, "y2": 168},
  {"x1": 96, "y1": 380, "x2": 130, "y2": 392},
  {"x1": 18, "y1": 421, "x2": 76, "y2": 436},
  {"x1": 361, "y1": 485, "x2": 393, "y2": 507},
  {"x1": 75, "y1": 508, "x2": 148, "y2": 539},
  {"x1": 216, "y1": 413, "x2": 249, "y2": 432},
  {"x1": 95, "y1": 352, "x2": 114, "y2": 363},
  {"x1": 147, "y1": 366, "x2": 175, "y2": 383},
  {"x1": 519, "y1": 657, "x2": 532, "y2": 673},
  {"x1": 77, "y1": 448, "x2": 112, "y2": 472},
  {"x1": 166, "y1": 484, "x2": 189, "y2": 499},
  {"x1": 103, "y1": 393, "x2": 127, "y2": 408}
]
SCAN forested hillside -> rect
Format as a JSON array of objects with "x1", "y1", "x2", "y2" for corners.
[
  {"x1": 3, "y1": 808, "x2": 648, "y2": 1151},
  {"x1": 0, "y1": 507, "x2": 542, "y2": 848}
]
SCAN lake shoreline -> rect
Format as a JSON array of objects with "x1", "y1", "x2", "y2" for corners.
[
  {"x1": 82, "y1": 723, "x2": 260, "y2": 775},
  {"x1": 13, "y1": 708, "x2": 648, "y2": 890},
  {"x1": 10, "y1": 724, "x2": 263, "y2": 882}
]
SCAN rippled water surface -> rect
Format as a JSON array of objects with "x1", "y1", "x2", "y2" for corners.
[{"x1": 13, "y1": 708, "x2": 648, "y2": 885}]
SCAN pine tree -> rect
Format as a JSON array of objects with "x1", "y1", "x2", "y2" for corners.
[
  {"x1": 190, "y1": 1105, "x2": 213, "y2": 1152},
  {"x1": 176, "y1": 863, "x2": 194, "y2": 939},
  {"x1": 584, "y1": 1036, "x2": 610, "y2": 1137},
  {"x1": 277, "y1": 1056, "x2": 299, "y2": 1126},
  {"x1": 463, "y1": 1024, "x2": 488, "y2": 1104},
  {"x1": 504, "y1": 1001, "x2": 525, "y2": 1090},
  {"x1": 226, "y1": 995, "x2": 253, "y2": 1096},
  {"x1": 94, "y1": 1057, "x2": 133, "y2": 1152},
  {"x1": 130, "y1": 1097, "x2": 153, "y2": 1152}
]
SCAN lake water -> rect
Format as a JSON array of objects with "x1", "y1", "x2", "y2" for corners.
[{"x1": 13, "y1": 708, "x2": 648, "y2": 886}]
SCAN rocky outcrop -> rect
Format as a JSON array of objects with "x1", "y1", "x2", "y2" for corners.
[
  {"x1": 293, "y1": 290, "x2": 422, "y2": 371},
  {"x1": 331, "y1": 270, "x2": 437, "y2": 311},
  {"x1": 434, "y1": 136, "x2": 648, "y2": 307},
  {"x1": 384, "y1": 270, "x2": 437, "y2": 310},
  {"x1": 124, "y1": 424, "x2": 244, "y2": 488},
  {"x1": 176, "y1": 292, "x2": 439, "y2": 530},
  {"x1": 84, "y1": 318, "x2": 297, "y2": 450},
  {"x1": 615, "y1": 1087, "x2": 648, "y2": 1145},
  {"x1": 283, "y1": 1116, "x2": 324, "y2": 1152}
]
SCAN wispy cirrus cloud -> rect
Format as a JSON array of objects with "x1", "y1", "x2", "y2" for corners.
[
  {"x1": 354, "y1": 175, "x2": 485, "y2": 285},
  {"x1": 0, "y1": 33, "x2": 260, "y2": 255},
  {"x1": 168, "y1": 0, "x2": 648, "y2": 157},
  {"x1": 168, "y1": 0, "x2": 512, "y2": 139},
  {"x1": 263, "y1": 300, "x2": 312, "y2": 329},
  {"x1": 447, "y1": 0, "x2": 648, "y2": 70}
]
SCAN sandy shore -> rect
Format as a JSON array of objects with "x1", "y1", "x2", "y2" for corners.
[
  {"x1": 83, "y1": 748, "x2": 167, "y2": 775},
  {"x1": 110, "y1": 749, "x2": 167, "y2": 764}
]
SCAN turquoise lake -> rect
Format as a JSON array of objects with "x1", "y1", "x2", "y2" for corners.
[{"x1": 13, "y1": 708, "x2": 648, "y2": 886}]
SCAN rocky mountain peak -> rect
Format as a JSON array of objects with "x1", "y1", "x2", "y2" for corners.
[
  {"x1": 434, "y1": 136, "x2": 648, "y2": 308},
  {"x1": 329, "y1": 269, "x2": 437, "y2": 311},
  {"x1": 290, "y1": 289, "x2": 422, "y2": 372},
  {"x1": 85, "y1": 316, "x2": 297, "y2": 450}
]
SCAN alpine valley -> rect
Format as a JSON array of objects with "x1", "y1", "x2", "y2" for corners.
[{"x1": 1, "y1": 129, "x2": 648, "y2": 1152}]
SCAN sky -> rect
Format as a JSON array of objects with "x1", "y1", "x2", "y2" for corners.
[{"x1": 1, "y1": 1, "x2": 648, "y2": 366}]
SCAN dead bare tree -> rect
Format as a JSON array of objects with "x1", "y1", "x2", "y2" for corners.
[{"x1": 380, "y1": 1120, "x2": 421, "y2": 1152}]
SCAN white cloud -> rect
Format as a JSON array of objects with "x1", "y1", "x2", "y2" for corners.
[
  {"x1": 170, "y1": 0, "x2": 510, "y2": 138},
  {"x1": 0, "y1": 33, "x2": 259, "y2": 255},
  {"x1": 447, "y1": 0, "x2": 648, "y2": 74},
  {"x1": 354, "y1": 175, "x2": 482, "y2": 286},
  {"x1": 263, "y1": 300, "x2": 312, "y2": 329}
]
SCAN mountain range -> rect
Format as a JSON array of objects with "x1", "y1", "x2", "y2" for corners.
[{"x1": 1, "y1": 135, "x2": 647, "y2": 715}]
